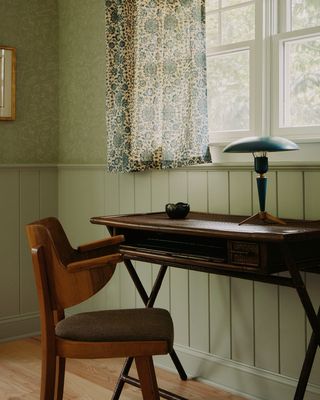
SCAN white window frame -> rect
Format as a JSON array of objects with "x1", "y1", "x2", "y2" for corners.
[{"x1": 208, "y1": 0, "x2": 320, "y2": 153}]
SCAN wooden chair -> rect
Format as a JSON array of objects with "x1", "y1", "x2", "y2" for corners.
[{"x1": 26, "y1": 217, "x2": 174, "y2": 400}]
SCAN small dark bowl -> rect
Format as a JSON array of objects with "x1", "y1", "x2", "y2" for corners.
[{"x1": 165, "y1": 202, "x2": 190, "y2": 219}]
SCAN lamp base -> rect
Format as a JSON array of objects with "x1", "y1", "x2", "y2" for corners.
[{"x1": 239, "y1": 211, "x2": 286, "y2": 226}]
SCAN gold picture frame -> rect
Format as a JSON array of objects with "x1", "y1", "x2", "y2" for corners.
[{"x1": 0, "y1": 46, "x2": 16, "y2": 121}]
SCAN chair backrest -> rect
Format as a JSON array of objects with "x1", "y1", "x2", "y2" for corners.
[{"x1": 26, "y1": 217, "x2": 117, "y2": 312}]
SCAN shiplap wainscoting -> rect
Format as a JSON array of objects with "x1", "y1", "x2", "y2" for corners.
[
  {"x1": 0, "y1": 166, "x2": 58, "y2": 341},
  {"x1": 2, "y1": 165, "x2": 320, "y2": 400},
  {"x1": 58, "y1": 165, "x2": 320, "y2": 400}
]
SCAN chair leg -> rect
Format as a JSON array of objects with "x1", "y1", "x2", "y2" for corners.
[
  {"x1": 135, "y1": 356, "x2": 160, "y2": 400},
  {"x1": 54, "y1": 356, "x2": 66, "y2": 400},
  {"x1": 40, "y1": 345, "x2": 56, "y2": 400},
  {"x1": 111, "y1": 357, "x2": 134, "y2": 400}
]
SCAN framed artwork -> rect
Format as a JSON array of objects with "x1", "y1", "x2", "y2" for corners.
[{"x1": 0, "y1": 46, "x2": 16, "y2": 121}]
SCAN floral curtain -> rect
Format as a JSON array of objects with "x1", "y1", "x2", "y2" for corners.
[{"x1": 105, "y1": 0, "x2": 211, "y2": 172}]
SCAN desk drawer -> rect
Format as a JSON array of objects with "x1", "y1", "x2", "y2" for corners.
[{"x1": 228, "y1": 241, "x2": 259, "y2": 267}]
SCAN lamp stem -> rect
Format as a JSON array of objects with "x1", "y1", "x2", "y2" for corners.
[{"x1": 256, "y1": 174, "x2": 267, "y2": 213}]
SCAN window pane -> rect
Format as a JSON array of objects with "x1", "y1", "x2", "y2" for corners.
[
  {"x1": 207, "y1": 50, "x2": 250, "y2": 132},
  {"x1": 222, "y1": 0, "x2": 250, "y2": 7},
  {"x1": 292, "y1": 0, "x2": 320, "y2": 31},
  {"x1": 206, "y1": 0, "x2": 219, "y2": 12},
  {"x1": 206, "y1": 12, "x2": 220, "y2": 50},
  {"x1": 222, "y1": 4, "x2": 255, "y2": 45},
  {"x1": 284, "y1": 36, "x2": 320, "y2": 127}
]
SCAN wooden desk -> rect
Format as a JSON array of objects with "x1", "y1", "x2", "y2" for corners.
[{"x1": 91, "y1": 212, "x2": 320, "y2": 400}]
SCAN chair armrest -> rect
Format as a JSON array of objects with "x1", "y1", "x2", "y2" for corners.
[
  {"x1": 67, "y1": 253, "x2": 123, "y2": 272},
  {"x1": 77, "y1": 235, "x2": 125, "y2": 253}
]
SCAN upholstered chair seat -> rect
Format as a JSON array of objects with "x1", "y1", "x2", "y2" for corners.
[{"x1": 56, "y1": 308, "x2": 174, "y2": 345}]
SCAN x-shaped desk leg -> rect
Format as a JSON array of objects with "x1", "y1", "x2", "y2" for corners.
[
  {"x1": 294, "y1": 306, "x2": 320, "y2": 399},
  {"x1": 282, "y1": 244, "x2": 320, "y2": 400},
  {"x1": 111, "y1": 259, "x2": 188, "y2": 400}
]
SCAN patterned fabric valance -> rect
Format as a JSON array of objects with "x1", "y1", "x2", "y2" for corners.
[{"x1": 105, "y1": 0, "x2": 211, "y2": 172}]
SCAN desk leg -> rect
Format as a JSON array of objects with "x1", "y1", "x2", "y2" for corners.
[
  {"x1": 124, "y1": 259, "x2": 188, "y2": 380},
  {"x1": 294, "y1": 308, "x2": 320, "y2": 400},
  {"x1": 111, "y1": 260, "x2": 188, "y2": 400},
  {"x1": 282, "y1": 244, "x2": 320, "y2": 399}
]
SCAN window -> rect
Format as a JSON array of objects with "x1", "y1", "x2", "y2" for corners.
[
  {"x1": 206, "y1": 0, "x2": 320, "y2": 145},
  {"x1": 274, "y1": 0, "x2": 320, "y2": 140}
]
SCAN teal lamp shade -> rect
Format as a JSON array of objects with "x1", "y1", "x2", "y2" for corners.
[
  {"x1": 223, "y1": 136, "x2": 299, "y2": 224},
  {"x1": 223, "y1": 136, "x2": 299, "y2": 153}
]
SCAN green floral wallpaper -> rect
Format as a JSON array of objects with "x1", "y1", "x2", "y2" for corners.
[
  {"x1": 0, "y1": 0, "x2": 59, "y2": 164},
  {"x1": 58, "y1": 0, "x2": 106, "y2": 164},
  {"x1": 0, "y1": 0, "x2": 106, "y2": 164}
]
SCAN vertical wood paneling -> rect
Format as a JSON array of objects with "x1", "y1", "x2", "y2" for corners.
[
  {"x1": 254, "y1": 282, "x2": 279, "y2": 372},
  {"x1": 58, "y1": 168, "x2": 105, "y2": 244},
  {"x1": 187, "y1": 171, "x2": 208, "y2": 212},
  {"x1": 134, "y1": 172, "x2": 152, "y2": 308},
  {"x1": 229, "y1": 171, "x2": 252, "y2": 216},
  {"x1": 134, "y1": 172, "x2": 151, "y2": 213},
  {"x1": 105, "y1": 172, "x2": 120, "y2": 215},
  {"x1": 39, "y1": 168, "x2": 58, "y2": 218},
  {"x1": 253, "y1": 171, "x2": 279, "y2": 373},
  {"x1": 229, "y1": 171, "x2": 254, "y2": 364},
  {"x1": 20, "y1": 170, "x2": 40, "y2": 314},
  {"x1": 118, "y1": 173, "x2": 136, "y2": 309},
  {"x1": 208, "y1": 171, "x2": 231, "y2": 358},
  {"x1": 188, "y1": 172, "x2": 209, "y2": 352},
  {"x1": 58, "y1": 168, "x2": 106, "y2": 311},
  {"x1": 5, "y1": 164, "x2": 320, "y2": 398},
  {"x1": 209, "y1": 275, "x2": 231, "y2": 358},
  {"x1": 169, "y1": 171, "x2": 189, "y2": 204},
  {"x1": 0, "y1": 170, "x2": 20, "y2": 318},
  {"x1": 151, "y1": 170, "x2": 169, "y2": 213},
  {"x1": 304, "y1": 172, "x2": 320, "y2": 385},
  {"x1": 104, "y1": 173, "x2": 120, "y2": 310},
  {"x1": 231, "y1": 278, "x2": 254, "y2": 364},
  {"x1": 119, "y1": 173, "x2": 135, "y2": 214},
  {"x1": 208, "y1": 171, "x2": 229, "y2": 214},
  {"x1": 277, "y1": 171, "x2": 304, "y2": 219},
  {"x1": 304, "y1": 171, "x2": 320, "y2": 220},
  {"x1": 151, "y1": 170, "x2": 170, "y2": 310},
  {"x1": 279, "y1": 285, "x2": 306, "y2": 378},
  {"x1": 278, "y1": 171, "x2": 305, "y2": 378},
  {"x1": 169, "y1": 170, "x2": 189, "y2": 346}
]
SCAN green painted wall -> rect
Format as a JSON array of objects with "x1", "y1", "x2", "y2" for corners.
[
  {"x1": 0, "y1": 0, "x2": 59, "y2": 164},
  {"x1": 58, "y1": 0, "x2": 106, "y2": 164}
]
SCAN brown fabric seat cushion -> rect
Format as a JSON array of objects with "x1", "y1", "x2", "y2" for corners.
[{"x1": 55, "y1": 308, "x2": 173, "y2": 349}]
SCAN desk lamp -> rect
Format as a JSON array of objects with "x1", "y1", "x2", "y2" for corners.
[{"x1": 223, "y1": 136, "x2": 299, "y2": 225}]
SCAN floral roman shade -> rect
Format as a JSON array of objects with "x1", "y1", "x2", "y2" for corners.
[{"x1": 105, "y1": 0, "x2": 211, "y2": 172}]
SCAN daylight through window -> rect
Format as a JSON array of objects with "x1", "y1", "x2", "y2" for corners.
[{"x1": 206, "y1": 0, "x2": 320, "y2": 144}]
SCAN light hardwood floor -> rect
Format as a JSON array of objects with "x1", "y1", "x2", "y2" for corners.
[{"x1": 0, "y1": 337, "x2": 247, "y2": 400}]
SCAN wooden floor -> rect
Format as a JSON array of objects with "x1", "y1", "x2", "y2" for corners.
[{"x1": 0, "y1": 337, "x2": 247, "y2": 400}]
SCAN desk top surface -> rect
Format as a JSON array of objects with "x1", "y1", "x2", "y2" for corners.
[{"x1": 91, "y1": 212, "x2": 320, "y2": 242}]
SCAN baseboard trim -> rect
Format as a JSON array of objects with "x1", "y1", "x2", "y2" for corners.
[
  {"x1": 155, "y1": 344, "x2": 320, "y2": 400},
  {"x1": 0, "y1": 313, "x2": 40, "y2": 343}
]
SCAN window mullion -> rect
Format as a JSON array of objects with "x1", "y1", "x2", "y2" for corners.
[{"x1": 254, "y1": 0, "x2": 265, "y2": 137}]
